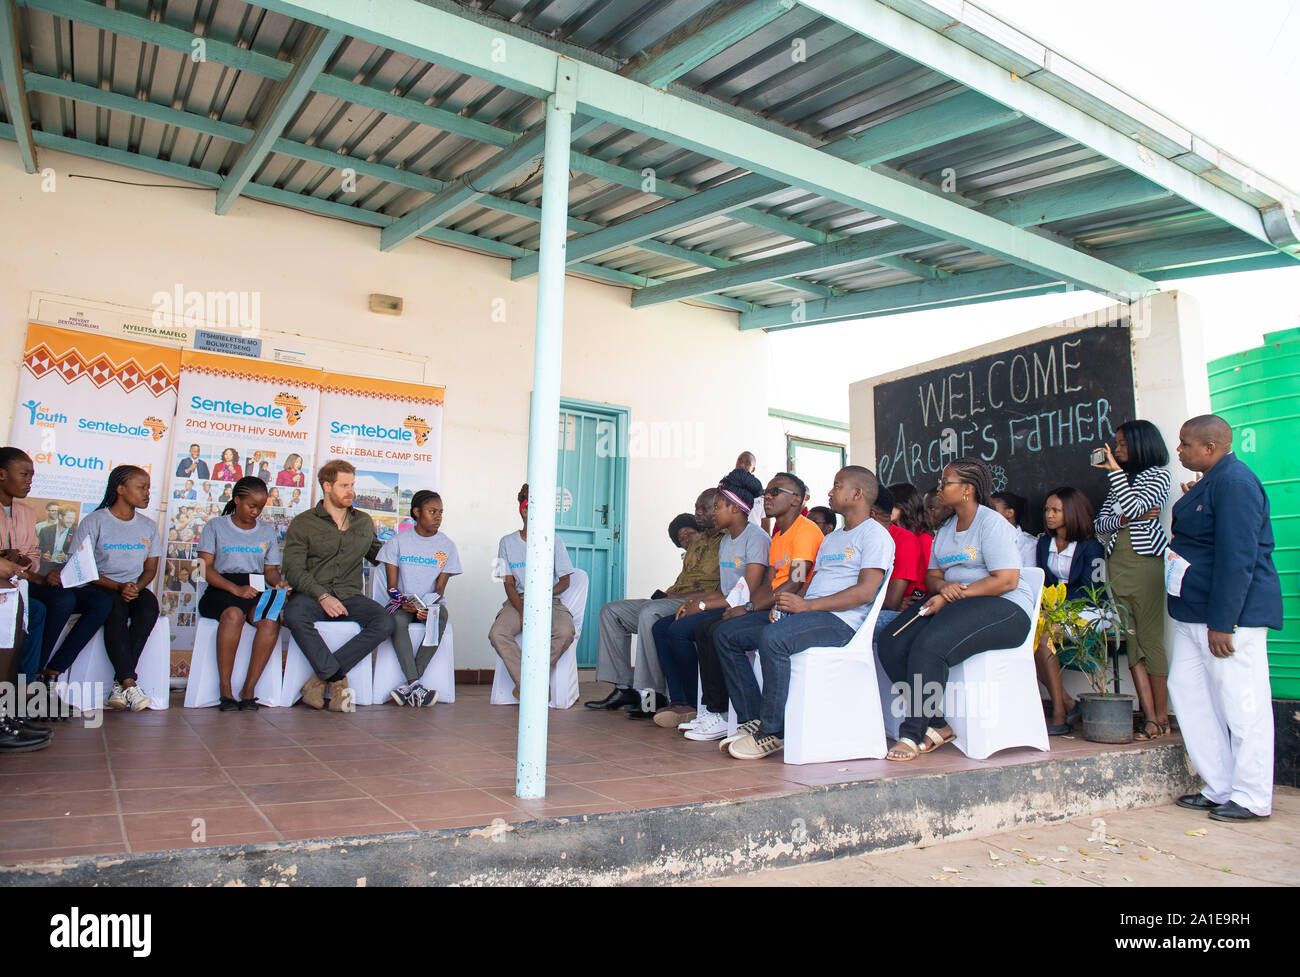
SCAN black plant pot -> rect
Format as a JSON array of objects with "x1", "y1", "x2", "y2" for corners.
[{"x1": 1079, "y1": 692, "x2": 1136, "y2": 744}]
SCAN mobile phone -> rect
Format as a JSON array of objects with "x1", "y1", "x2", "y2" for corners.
[{"x1": 1090, "y1": 447, "x2": 1107, "y2": 465}]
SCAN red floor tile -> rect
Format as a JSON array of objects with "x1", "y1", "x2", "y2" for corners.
[
  {"x1": 111, "y1": 766, "x2": 233, "y2": 790},
  {"x1": 117, "y1": 784, "x2": 252, "y2": 815},
  {"x1": 259, "y1": 797, "x2": 413, "y2": 833},
  {"x1": 0, "y1": 789, "x2": 119, "y2": 820},
  {"x1": 241, "y1": 779, "x2": 365, "y2": 806},
  {"x1": 372, "y1": 788, "x2": 521, "y2": 820},
  {"x1": 123, "y1": 806, "x2": 273, "y2": 844}
]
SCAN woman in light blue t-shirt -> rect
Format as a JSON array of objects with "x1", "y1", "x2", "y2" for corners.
[{"x1": 877, "y1": 458, "x2": 1035, "y2": 762}]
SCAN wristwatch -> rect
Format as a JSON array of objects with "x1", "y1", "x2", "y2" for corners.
[
  {"x1": 698, "y1": 600, "x2": 707, "y2": 612},
  {"x1": 743, "y1": 601, "x2": 755, "y2": 613}
]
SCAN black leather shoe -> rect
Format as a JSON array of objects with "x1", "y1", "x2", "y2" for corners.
[
  {"x1": 584, "y1": 688, "x2": 640, "y2": 710},
  {"x1": 11, "y1": 718, "x2": 53, "y2": 739},
  {"x1": 625, "y1": 707, "x2": 655, "y2": 720},
  {"x1": 1176, "y1": 793, "x2": 1220, "y2": 811},
  {"x1": 1209, "y1": 800, "x2": 1267, "y2": 822},
  {"x1": 0, "y1": 721, "x2": 51, "y2": 752},
  {"x1": 219, "y1": 696, "x2": 240, "y2": 712}
]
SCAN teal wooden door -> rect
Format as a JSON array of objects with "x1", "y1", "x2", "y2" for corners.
[{"x1": 556, "y1": 401, "x2": 627, "y2": 667}]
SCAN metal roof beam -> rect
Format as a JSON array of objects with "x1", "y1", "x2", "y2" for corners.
[
  {"x1": 739, "y1": 264, "x2": 1059, "y2": 330},
  {"x1": 0, "y1": 0, "x2": 36, "y2": 172},
  {"x1": 214, "y1": 27, "x2": 343, "y2": 215},
  {"x1": 0, "y1": 119, "x2": 752, "y2": 313},
  {"x1": 621, "y1": 0, "x2": 797, "y2": 89},
  {"x1": 631, "y1": 167, "x2": 1170, "y2": 307},
  {"x1": 798, "y1": 0, "x2": 1278, "y2": 250},
  {"x1": 511, "y1": 89, "x2": 1018, "y2": 280},
  {"x1": 242, "y1": 0, "x2": 1156, "y2": 299},
  {"x1": 15, "y1": 0, "x2": 935, "y2": 290}
]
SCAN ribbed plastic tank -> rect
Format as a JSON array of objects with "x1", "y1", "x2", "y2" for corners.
[{"x1": 1207, "y1": 327, "x2": 1300, "y2": 700}]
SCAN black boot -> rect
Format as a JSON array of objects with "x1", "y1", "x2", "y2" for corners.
[
  {"x1": 583, "y1": 687, "x2": 640, "y2": 710},
  {"x1": 0, "y1": 716, "x2": 52, "y2": 752}
]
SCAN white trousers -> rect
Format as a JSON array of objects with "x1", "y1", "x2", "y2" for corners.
[{"x1": 1168, "y1": 621, "x2": 1274, "y2": 816}]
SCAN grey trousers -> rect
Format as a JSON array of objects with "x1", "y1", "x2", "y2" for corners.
[
  {"x1": 391, "y1": 605, "x2": 449, "y2": 682},
  {"x1": 594, "y1": 597, "x2": 682, "y2": 694}
]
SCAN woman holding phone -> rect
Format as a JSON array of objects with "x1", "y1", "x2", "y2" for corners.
[
  {"x1": 197, "y1": 476, "x2": 286, "y2": 711},
  {"x1": 1092, "y1": 420, "x2": 1172, "y2": 740}
]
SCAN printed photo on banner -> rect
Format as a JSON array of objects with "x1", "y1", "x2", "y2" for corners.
[{"x1": 27, "y1": 495, "x2": 83, "y2": 575}]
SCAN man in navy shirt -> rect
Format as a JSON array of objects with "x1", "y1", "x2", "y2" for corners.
[{"x1": 1168, "y1": 415, "x2": 1282, "y2": 822}]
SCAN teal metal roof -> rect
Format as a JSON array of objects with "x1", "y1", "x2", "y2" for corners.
[{"x1": 1, "y1": 0, "x2": 1296, "y2": 329}]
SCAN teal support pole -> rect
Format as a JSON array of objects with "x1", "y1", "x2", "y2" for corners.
[{"x1": 516, "y1": 72, "x2": 575, "y2": 800}]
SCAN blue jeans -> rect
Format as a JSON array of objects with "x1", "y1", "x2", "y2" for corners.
[
  {"x1": 25, "y1": 582, "x2": 77, "y2": 672},
  {"x1": 706, "y1": 611, "x2": 770, "y2": 714},
  {"x1": 18, "y1": 597, "x2": 47, "y2": 679},
  {"x1": 44, "y1": 585, "x2": 115, "y2": 675},
  {"x1": 716, "y1": 610, "x2": 855, "y2": 739},
  {"x1": 873, "y1": 609, "x2": 901, "y2": 648},
  {"x1": 651, "y1": 608, "x2": 724, "y2": 706}
]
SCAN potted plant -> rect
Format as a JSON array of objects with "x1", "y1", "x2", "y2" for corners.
[{"x1": 1048, "y1": 582, "x2": 1137, "y2": 743}]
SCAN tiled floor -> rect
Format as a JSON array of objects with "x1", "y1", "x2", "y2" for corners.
[{"x1": 0, "y1": 681, "x2": 1176, "y2": 865}]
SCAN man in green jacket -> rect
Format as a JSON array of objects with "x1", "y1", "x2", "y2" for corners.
[{"x1": 282, "y1": 460, "x2": 393, "y2": 710}]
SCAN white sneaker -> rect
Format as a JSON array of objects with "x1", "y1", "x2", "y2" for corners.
[
  {"x1": 105, "y1": 683, "x2": 127, "y2": 710},
  {"x1": 123, "y1": 685, "x2": 152, "y2": 712},
  {"x1": 684, "y1": 710, "x2": 729, "y2": 741},
  {"x1": 678, "y1": 706, "x2": 713, "y2": 730}
]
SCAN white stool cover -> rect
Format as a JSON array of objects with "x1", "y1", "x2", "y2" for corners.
[
  {"x1": 280, "y1": 621, "x2": 375, "y2": 707},
  {"x1": 55, "y1": 616, "x2": 172, "y2": 711},
  {"x1": 490, "y1": 569, "x2": 587, "y2": 709},
  {"x1": 183, "y1": 617, "x2": 283, "y2": 708},
  {"x1": 782, "y1": 571, "x2": 892, "y2": 764},
  {"x1": 878, "y1": 567, "x2": 1049, "y2": 759},
  {"x1": 370, "y1": 621, "x2": 457, "y2": 705}
]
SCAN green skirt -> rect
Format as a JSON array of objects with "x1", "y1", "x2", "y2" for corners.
[{"x1": 1106, "y1": 528, "x2": 1168, "y2": 676}]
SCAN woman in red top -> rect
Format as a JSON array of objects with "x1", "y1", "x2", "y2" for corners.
[
  {"x1": 890, "y1": 483, "x2": 932, "y2": 609},
  {"x1": 275, "y1": 453, "x2": 305, "y2": 487},
  {"x1": 212, "y1": 448, "x2": 242, "y2": 482}
]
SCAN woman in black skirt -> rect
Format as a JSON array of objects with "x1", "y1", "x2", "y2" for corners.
[{"x1": 197, "y1": 477, "x2": 286, "y2": 711}]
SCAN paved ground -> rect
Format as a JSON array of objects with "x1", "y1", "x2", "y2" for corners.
[{"x1": 694, "y1": 786, "x2": 1298, "y2": 886}]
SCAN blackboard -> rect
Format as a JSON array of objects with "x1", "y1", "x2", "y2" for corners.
[{"x1": 873, "y1": 321, "x2": 1137, "y2": 534}]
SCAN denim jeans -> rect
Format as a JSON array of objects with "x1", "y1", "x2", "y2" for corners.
[
  {"x1": 651, "y1": 608, "x2": 724, "y2": 706},
  {"x1": 44, "y1": 585, "x2": 116, "y2": 675},
  {"x1": 705, "y1": 611, "x2": 769, "y2": 715},
  {"x1": 716, "y1": 610, "x2": 855, "y2": 739},
  {"x1": 24, "y1": 582, "x2": 76, "y2": 673},
  {"x1": 17, "y1": 596, "x2": 46, "y2": 679}
]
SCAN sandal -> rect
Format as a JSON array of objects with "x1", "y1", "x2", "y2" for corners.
[
  {"x1": 238, "y1": 697, "x2": 259, "y2": 712},
  {"x1": 218, "y1": 696, "x2": 240, "y2": 712},
  {"x1": 917, "y1": 726, "x2": 955, "y2": 754},
  {"x1": 1133, "y1": 720, "x2": 1169, "y2": 741},
  {"x1": 887, "y1": 738, "x2": 921, "y2": 762}
]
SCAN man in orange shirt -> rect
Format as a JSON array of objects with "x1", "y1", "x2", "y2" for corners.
[{"x1": 683, "y1": 472, "x2": 823, "y2": 741}]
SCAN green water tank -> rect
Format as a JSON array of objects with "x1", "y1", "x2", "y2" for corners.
[{"x1": 1207, "y1": 326, "x2": 1300, "y2": 700}]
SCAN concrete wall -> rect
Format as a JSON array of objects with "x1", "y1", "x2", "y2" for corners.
[{"x1": 0, "y1": 142, "x2": 771, "y2": 667}]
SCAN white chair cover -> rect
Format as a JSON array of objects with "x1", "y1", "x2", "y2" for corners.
[
  {"x1": 490, "y1": 568, "x2": 587, "y2": 709},
  {"x1": 878, "y1": 566, "x2": 1049, "y2": 759},
  {"x1": 280, "y1": 621, "x2": 375, "y2": 707},
  {"x1": 366, "y1": 570, "x2": 456, "y2": 704},
  {"x1": 183, "y1": 617, "x2": 284, "y2": 708},
  {"x1": 54, "y1": 615, "x2": 172, "y2": 711},
  {"x1": 782, "y1": 570, "x2": 892, "y2": 764}
]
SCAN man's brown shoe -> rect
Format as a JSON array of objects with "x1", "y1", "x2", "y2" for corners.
[
  {"x1": 326, "y1": 678, "x2": 354, "y2": 712},
  {"x1": 301, "y1": 675, "x2": 326, "y2": 710}
]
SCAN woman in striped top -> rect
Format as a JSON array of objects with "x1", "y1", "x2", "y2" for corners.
[{"x1": 1092, "y1": 419, "x2": 1171, "y2": 740}]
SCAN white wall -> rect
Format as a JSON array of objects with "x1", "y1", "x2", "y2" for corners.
[{"x1": 0, "y1": 142, "x2": 771, "y2": 667}]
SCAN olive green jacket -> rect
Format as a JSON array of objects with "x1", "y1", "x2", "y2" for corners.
[{"x1": 281, "y1": 502, "x2": 382, "y2": 600}]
